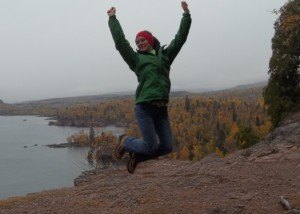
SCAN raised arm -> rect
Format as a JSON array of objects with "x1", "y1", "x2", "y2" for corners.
[
  {"x1": 107, "y1": 7, "x2": 138, "y2": 71},
  {"x1": 165, "y1": 1, "x2": 192, "y2": 64},
  {"x1": 181, "y1": 1, "x2": 190, "y2": 14}
]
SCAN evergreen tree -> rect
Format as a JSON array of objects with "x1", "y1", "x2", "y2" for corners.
[
  {"x1": 263, "y1": 0, "x2": 300, "y2": 127},
  {"x1": 231, "y1": 102, "x2": 238, "y2": 122},
  {"x1": 89, "y1": 126, "x2": 95, "y2": 144},
  {"x1": 184, "y1": 95, "x2": 191, "y2": 112},
  {"x1": 215, "y1": 121, "x2": 227, "y2": 154}
]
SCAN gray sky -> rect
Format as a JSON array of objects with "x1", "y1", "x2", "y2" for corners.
[{"x1": 0, "y1": 0, "x2": 287, "y2": 103}]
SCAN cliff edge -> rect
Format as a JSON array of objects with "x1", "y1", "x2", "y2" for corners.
[{"x1": 0, "y1": 112, "x2": 299, "y2": 214}]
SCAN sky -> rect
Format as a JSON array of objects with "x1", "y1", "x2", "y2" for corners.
[{"x1": 0, "y1": 0, "x2": 287, "y2": 103}]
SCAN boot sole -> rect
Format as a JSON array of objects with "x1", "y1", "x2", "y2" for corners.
[
  {"x1": 127, "y1": 153, "x2": 137, "y2": 174},
  {"x1": 114, "y1": 134, "x2": 126, "y2": 160}
]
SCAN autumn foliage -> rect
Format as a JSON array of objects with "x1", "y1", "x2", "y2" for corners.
[
  {"x1": 0, "y1": 86, "x2": 271, "y2": 161},
  {"x1": 60, "y1": 87, "x2": 271, "y2": 161},
  {"x1": 264, "y1": 0, "x2": 300, "y2": 127}
]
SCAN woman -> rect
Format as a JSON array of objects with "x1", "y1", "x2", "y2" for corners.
[{"x1": 107, "y1": 1, "x2": 191, "y2": 174}]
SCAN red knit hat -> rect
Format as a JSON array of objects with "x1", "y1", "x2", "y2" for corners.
[{"x1": 136, "y1": 31, "x2": 154, "y2": 47}]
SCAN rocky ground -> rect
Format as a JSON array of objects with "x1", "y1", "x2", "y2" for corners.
[{"x1": 0, "y1": 112, "x2": 299, "y2": 214}]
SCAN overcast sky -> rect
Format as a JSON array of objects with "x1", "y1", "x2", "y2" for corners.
[{"x1": 0, "y1": 0, "x2": 287, "y2": 103}]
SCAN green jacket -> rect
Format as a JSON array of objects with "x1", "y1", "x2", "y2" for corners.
[{"x1": 108, "y1": 13, "x2": 191, "y2": 104}]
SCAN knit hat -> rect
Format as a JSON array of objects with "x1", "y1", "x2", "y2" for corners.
[{"x1": 136, "y1": 31, "x2": 154, "y2": 47}]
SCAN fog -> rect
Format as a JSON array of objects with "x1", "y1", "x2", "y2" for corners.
[{"x1": 0, "y1": 0, "x2": 287, "y2": 103}]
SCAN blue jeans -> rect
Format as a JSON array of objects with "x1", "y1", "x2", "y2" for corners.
[{"x1": 124, "y1": 103, "x2": 173, "y2": 163}]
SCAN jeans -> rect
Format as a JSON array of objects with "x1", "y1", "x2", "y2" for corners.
[{"x1": 124, "y1": 103, "x2": 173, "y2": 163}]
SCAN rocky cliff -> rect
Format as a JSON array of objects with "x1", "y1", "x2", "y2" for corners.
[{"x1": 0, "y1": 112, "x2": 299, "y2": 214}]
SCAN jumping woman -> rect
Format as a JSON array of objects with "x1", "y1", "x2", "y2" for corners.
[{"x1": 107, "y1": 1, "x2": 191, "y2": 173}]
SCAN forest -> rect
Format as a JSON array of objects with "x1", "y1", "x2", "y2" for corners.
[{"x1": 5, "y1": 86, "x2": 270, "y2": 162}]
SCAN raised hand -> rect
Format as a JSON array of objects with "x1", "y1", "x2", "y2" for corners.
[
  {"x1": 181, "y1": 1, "x2": 190, "y2": 14},
  {"x1": 107, "y1": 7, "x2": 116, "y2": 16}
]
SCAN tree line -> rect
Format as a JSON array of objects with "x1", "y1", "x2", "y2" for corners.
[{"x1": 57, "y1": 87, "x2": 271, "y2": 161}]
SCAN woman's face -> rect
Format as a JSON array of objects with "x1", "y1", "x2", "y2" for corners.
[{"x1": 135, "y1": 36, "x2": 152, "y2": 52}]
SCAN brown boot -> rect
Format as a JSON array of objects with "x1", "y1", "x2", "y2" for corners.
[
  {"x1": 127, "y1": 153, "x2": 138, "y2": 174},
  {"x1": 114, "y1": 134, "x2": 127, "y2": 160}
]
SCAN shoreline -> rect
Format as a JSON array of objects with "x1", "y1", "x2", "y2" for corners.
[
  {"x1": 46, "y1": 142, "x2": 91, "y2": 148},
  {"x1": 48, "y1": 119, "x2": 129, "y2": 129},
  {"x1": 0, "y1": 115, "x2": 118, "y2": 201}
]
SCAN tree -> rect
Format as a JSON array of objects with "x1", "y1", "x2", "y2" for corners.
[
  {"x1": 215, "y1": 121, "x2": 227, "y2": 154},
  {"x1": 263, "y1": 0, "x2": 300, "y2": 127},
  {"x1": 184, "y1": 95, "x2": 191, "y2": 112},
  {"x1": 231, "y1": 102, "x2": 238, "y2": 122},
  {"x1": 89, "y1": 126, "x2": 95, "y2": 144},
  {"x1": 235, "y1": 124, "x2": 260, "y2": 149}
]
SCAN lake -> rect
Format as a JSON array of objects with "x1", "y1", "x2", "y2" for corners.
[{"x1": 0, "y1": 116, "x2": 123, "y2": 200}]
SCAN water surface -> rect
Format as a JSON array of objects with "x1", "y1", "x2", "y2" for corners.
[{"x1": 0, "y1": 116, "x2": 122, "y2": 200}]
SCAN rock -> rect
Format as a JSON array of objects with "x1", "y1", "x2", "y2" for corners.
[
  {"x1": 199, "y1": 153, "x2": 221, "y2": 164},
  {"x1": 256, "y1": 148, "x2": 279, "y2": 158},
  {"x1": 47, "y1": 143, "x2": 89, "y2": 148},
  {"x1": 241, "y1": 149, "x2": 252, "y2": 157},
  {"x1": 74, "y1": 169, "x2": 97, "y2": 186}
]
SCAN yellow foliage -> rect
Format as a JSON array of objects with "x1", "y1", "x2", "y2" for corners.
[
  {"x1": 67, "y1": 130, "x2": 89, "y2": 145},
  {"x1": 205, "y1": 140, "x2": 216, "y2": 154},
  {"x1": 169, "y1": 152, "x2": 178, "y2": 159},
  {"x1": 50, "y1": 87, "x2": 271, "y2": 161},
  {"x1": 191, "y1": 145, "x2": 204, "y2": 161},
  {"x1": 215, "y1": 148, "x2": 225, "y2": 158},
  {"x1": 180, "y1": 146, "x2": 190, "y2": 160}
]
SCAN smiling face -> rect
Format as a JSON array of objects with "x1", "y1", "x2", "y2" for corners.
[{"x1": 135, "y1": 36, "x2": 152, "y2": 52}]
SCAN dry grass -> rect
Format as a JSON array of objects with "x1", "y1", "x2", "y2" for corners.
[{"x1": 0, "y1": 195, "x2": 37, "y2": 208}]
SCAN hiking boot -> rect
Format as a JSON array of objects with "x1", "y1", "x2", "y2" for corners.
[
  {"x1": 127, "y1": 153, "x2": 138, "y2": 174},
  {"x1": 114, "y1": 134, "x2": 127, "y2": 160}
]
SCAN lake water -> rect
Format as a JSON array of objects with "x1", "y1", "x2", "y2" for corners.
[{"x1": 0, "y1": 116, "x2": 123, "y2": 200}]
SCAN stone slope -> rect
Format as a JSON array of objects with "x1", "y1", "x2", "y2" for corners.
[{"x1": 0, "y1": 112, "x2": 299, "y2": 214}]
